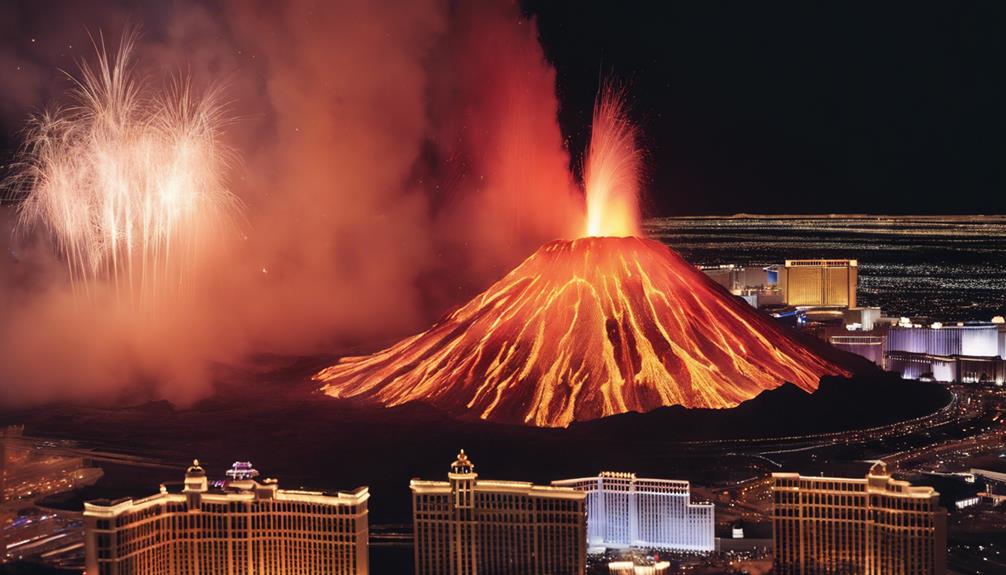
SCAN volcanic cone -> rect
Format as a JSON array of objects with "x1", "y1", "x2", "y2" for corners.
[{"x1": 315, "y1": 236, "x2": 851, "y2": 427}]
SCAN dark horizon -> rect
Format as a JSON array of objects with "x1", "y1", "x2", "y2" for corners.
[{"x1": 524, "y1": 1, "x2": 1006, "y2": 217}]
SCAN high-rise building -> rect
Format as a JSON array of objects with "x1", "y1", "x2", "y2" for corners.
[
  {"x1": 83, "y1": 460, "x2": 369, "y2": 575},
  {"x1": 781, "y1": 259, "x2": 858, "y2": 308},
  {"x1": 772, "y1": 462, "x2": 947, "y2": 575},
  {"x1": 551, "y1": 472, "x2": 714, "y2": 552},
  {"x1": 410, "y1": 450, "x2": 586, "y2": 575}
]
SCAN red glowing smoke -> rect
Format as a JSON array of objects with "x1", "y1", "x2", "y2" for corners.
[
  {"x1": 0, "y1": 0, "x2": 585, "y2": 405},
  {"x1": 423, "y1": 0, "x2": 584, "y2": 281}
]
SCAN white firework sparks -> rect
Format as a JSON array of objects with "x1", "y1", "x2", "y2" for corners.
[{"x1": 7, "y1": 32, "x2": 237, "y2": 307}]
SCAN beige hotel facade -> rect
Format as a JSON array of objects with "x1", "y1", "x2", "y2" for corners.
[
  {"x1": 411, "y1": 450, "x2": 586, "y2": 575},
  {"x1": 83, "y1": 460, "x2": 369, "y2": 575},
  {"x1": 772, "y1": 462, "x2": 947, "y2": 575}
]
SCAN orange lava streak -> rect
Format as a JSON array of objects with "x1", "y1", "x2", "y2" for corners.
[{"x1": 315, "y1": 237, "x2": 850, "y2": 427}]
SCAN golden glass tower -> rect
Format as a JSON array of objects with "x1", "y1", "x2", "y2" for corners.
[{"x1": 782, "y1": 259, "x2": 858, "y2": 308}]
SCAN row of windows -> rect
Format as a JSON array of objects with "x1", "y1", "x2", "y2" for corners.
[
  {"x1": 774, "y1": 515, "x2": 939, "y2": 575},
  {"x1": 98, "y1": 500, "x2": 363, "y2": 531},
  {"x1": 414, "y1": 521, "x2": 585, "y2": 575},
  {"x1": 95, "y1": 539, "x2": 364, "y2": 575},
  {"x1": 415, "y1": 493, "x2": 583, "y2": 514},
  {"x1": 584, "y1": 490, "x2": 713, "y2": 550},
  {"x1": 774, "y1": 507, "x2": 936, "y2": 527},
  {"x1": 774, "y1": 479, "x2": 865, "y2": 492}
]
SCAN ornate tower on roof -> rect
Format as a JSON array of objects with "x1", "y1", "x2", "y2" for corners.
[
  {"x1": 867, "y1": 460, "x2": 890, "y2": 491},
  {"x1": 869, "y1": 461, "x2": 888, "y2": 476},
  {"x1": 411, "y1": 449, "x2": 586, "y2": 575},
  {"x1": 448, "y1": 450, "x2": 477, "y2": 574},
  {"x1": 449, "y1": 450, "x2": 477, "y2": 507},
  {"x1": 183, "y1": 459, "x2": 208, "y2": 508}
]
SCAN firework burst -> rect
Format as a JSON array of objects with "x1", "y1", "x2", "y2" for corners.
[{"x1": 7, "y1": 33, "x2": 237, "y2": 308}]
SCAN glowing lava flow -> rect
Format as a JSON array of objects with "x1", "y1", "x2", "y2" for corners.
[
  {"x1": 584, "y1": 86, "x2": 641, "y2": 237},
  {"x1": 317, "y1": 83, "x2": 851, "y2": 426},
  {"x1": 8, "y1": 34, "x2": 235, "y2": 305},
  {"x1": 316, "y1": 237, "x2": 850, "y2": 427}
]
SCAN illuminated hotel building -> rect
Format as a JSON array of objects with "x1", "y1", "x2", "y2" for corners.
[
  {"x1": 411, "y1": 450, "x2": 586, "y2": 575},
  {"x1": 781, "y1": 259, "x2": 858, "y2": 308},
  {"x1": 772, "y1": 462, "x2": 947, "y2": 575},
  {"x1": 551, "y1": 472, "x2": 714, "y2": 552},
  {"x1": 83, "y1": 460, "x2": 369, "y2": 575},
  {"x1": 888, "y1": 323, "x2": 1000, "y2": 357},
  {"x1": 886, "y1": 323, "x2": 1005, "y2": 383}
]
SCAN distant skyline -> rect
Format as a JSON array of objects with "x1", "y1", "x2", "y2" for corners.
[{"x1": 524, "y1": 1, "x2": 1006, "y2": 216}]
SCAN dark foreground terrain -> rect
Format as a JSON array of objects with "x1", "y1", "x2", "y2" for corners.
[{"x1": 2, "y1": 362, "x2": 950, "y2": 525}]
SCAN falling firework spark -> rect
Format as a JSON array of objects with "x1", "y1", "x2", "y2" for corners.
[
  {"x1": 7, "y1": 33, "x2": 236, "y2": 307},
  {"x1": 583, "y1": 85, "x2": 642, "y2": 238}
]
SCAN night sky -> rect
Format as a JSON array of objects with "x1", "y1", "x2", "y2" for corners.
[
  {"x1": 523, "y1": 1, "x2": 1006, "y2": 216},
  {"x1": 2, "y1": 1, "x2": 1005, "y2": 216}
]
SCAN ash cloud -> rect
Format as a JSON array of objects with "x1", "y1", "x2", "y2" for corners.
[{"x1": 0, "y1": 0, "x2": 584, "y2": 405}]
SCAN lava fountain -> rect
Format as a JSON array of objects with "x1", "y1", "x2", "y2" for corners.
[
  {"x1": 7, "y1": 34, "x2": 236, "y2": 308},
  {"x1": 584, "y1": 85, "x2": 641, "y2": 237},
  {"x1": 315, "y1": 86, "x2": 853, "y2": 427}
]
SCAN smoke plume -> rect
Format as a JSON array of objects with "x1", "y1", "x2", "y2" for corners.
[{"x1": 0, "y1": 0, "x2": 584, "y2": 405}]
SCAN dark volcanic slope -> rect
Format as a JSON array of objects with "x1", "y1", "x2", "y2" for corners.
[{"x1": 317, "y1": 237, "x2": 853, "y2": 426}]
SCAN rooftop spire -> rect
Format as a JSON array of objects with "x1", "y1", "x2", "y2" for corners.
[
  {"x1": 186, "y1": 459, "x2": 206, "y2": 476},
  {"x1": 451, "y1": 449, "x2": 474, "y2": 474}
]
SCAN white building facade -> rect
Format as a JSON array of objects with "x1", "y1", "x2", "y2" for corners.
[
  {"x1": 552, "y1": 472, "x2": 714, "y2": 552},
  {"x1": 887, "y1": 324, "x2": 1000, "y2": 357},
  {"x1": 885, "y1": 323, "x2": 1006, "y2": 383}
]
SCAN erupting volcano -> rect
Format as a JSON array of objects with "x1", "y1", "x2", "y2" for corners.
[{"x1": 315, "y1": 87, "x2": 851, "y2": 427}]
